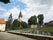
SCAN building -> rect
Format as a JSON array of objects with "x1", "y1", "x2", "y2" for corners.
[
  {"x1": 0, "y1": 18, "x2": 6, "y2": 31},
  {"x1": 45, "y1": 21, "x2": 53, "y2": 26},
  {"x1": 31, "y1": 25, "x2": 37, "y2": 28},
  {"x1": 18, "y1": 11, "x2": 23, "y2": 22}
]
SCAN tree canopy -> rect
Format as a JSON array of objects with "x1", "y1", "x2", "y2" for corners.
[
  {"x1": 12, "y1": 19, "x2": 20, "y2": 30},
  {"x1": 38, "y1": 14, "x2": 44, "y2": 25},
  {"x1": 0, "y1": 0, "x2": 10, "y2": 4},
  {"x1": 8, "y1": 13, "x2": 13, "y2": 24},
  {"x1": 12, "y1": 19, "x2": 28, "y2": 30},
  {"x1": 28, "y1": 15, "x2": 37, "y2": 25},
  {"x1": 6, "y1": 13, "x2": 13, "y2": 30},
  {"x1": 21, "y1": 21, "x2": 28, "y2": 28}
]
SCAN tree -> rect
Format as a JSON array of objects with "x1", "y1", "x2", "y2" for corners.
[
  {"x1": 21, "y1": 21, "x2": 28, "y2": 28},
  {"x1": 38, "y1": 14, "x2": 44, "y2": 26},
  {"x1": 12, "y1": 19, "x2": 28, "y2": 30},
  {"x1": 6, "y1": 13, "x2": 13, "y2": 30},
  {"x1": 8, "y1": 13, "x2": 13, "y2": 24},
  {"x1": 12, "y1": 19, "x2": 20, "y2": 30},
  {"x1": 0, "y1": 0, "x2": 10, "y2": 4},
  {"x1": 28, "y1": 15, "x2": 37, "y2": 25},
  {"x1": 6, "y1": 21, "x2": 10, "y2": 30}
]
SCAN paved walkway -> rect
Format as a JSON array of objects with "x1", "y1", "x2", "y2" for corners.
[{"x1": 0, "y1": 32, "x2": 35, "y2": 40}]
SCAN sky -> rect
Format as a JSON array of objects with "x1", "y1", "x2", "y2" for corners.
[{"x1": 0, "y1": 0, "x2": 53, "y2": 23}]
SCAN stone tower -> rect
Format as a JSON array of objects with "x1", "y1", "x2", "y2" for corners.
[{"x1": 18, "y1": 11, "x2": 23, "y2": 22}]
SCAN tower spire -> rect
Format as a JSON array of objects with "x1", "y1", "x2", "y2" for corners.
[
  {"x1": 18, "y1": 11, "x2": 23, "y2": 22},
  {"x1": 18, "y1": 11, "x2": 23, "y2": 18}
]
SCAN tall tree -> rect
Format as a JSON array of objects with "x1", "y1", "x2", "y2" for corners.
[
  {"x1": 0, "y1": 0, "x2": 10, "y2": 4},
  {"x1": 6, "y1": 13, "x2": 13, "y2": 30},
  {"x1": 28, "y1": 15, "x2": 37, "y2": 25},
  {"x1": 38, "y1": 14, "x2": 44, "y2": 26},
  {"x1": 8, "y1": 13, "x2": 13, "y2": 24}
]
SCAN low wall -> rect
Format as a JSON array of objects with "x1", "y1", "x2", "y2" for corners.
[{"x1": 8, "y1": 32, "x2": 53, "y2": 40}]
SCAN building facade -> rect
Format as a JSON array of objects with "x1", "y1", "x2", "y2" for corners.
[{"x1": 0, "y1": 18, "x2": 6, "y2": 31}]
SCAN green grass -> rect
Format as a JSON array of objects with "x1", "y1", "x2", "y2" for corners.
[
  {"x1": 9, "y1": 28, "x2": 32, "y2": 30},
  {"x1": 40, "y1": 26, "x2": 53, "y2": 32},
  {"x1": 17, "y1": 28, "x2": 34, "y2": 31},
  {"x1": 9, "y1": 26, "x2": 53, "y2": 32}
]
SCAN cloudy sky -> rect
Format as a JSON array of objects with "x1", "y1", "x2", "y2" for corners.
[{"x1": 0, "y1": 0, "x2": 53, "y2": 23}]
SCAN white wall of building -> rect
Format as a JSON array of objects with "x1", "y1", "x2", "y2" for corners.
[
  {"x1": 18, "y1": 17, "x2": 22, "y2": 22},
  {"x1": 0, "y1": 24, "x2": 6, "y2": 31},
  {"x1": 31, "y1": 25, "x2": 37, "y2": 28}
]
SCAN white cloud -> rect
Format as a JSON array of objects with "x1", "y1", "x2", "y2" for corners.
[
  {"x1": 20, "y1": 0, "x2": 53, "y2": 23},
  {"x1": 1, "y1": 0, "x2": 53, "y2": 23},
  {"x1": 0, "y1": 6, "x2": 6, "y2": 11},
  {"x1": 1, "y1": 7, "x2": 20, "y2": 21}
]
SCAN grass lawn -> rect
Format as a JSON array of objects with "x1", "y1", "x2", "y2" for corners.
[
  {"x1": 39, "y1": 26, "x2": 53, "y2": 32},
  {"x1": 17, "y1": 28, "x2": 34, "y2": 31},
  {"x1": 20, "y1": 26, "x2": 53, "y2": 32},
  {"x1": 9, "y1": 26, "x2": 53, "y2": 32}
]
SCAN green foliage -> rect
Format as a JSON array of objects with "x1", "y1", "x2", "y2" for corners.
[
  {"x1": 0, "y1": 0, "x2": 10, "y2": 4},
  {"x1": 6, "y1": 13, "x2": 13, "y2": 30},
  {"x1": 6, "y1": 21, "x2": 11, "y2": 30},
  {"x1": 12, "y1": 19, "x2": 28, "y2": 30},
  {"x1": 12, "y1": 19, "x2": 20, "y2": 30},
  {"x1": 8, "y1": 13, "x2": 13, "y2": 23},
  {"x1": 40, "y1": 27, "x2": 53, "y2": 32},
  {"x1": 28, "y1": 15, "x2": 37, "y2": 25},
  {"x1": 38, "y1": 14, "x2": 44, "y2": 25},
  {"x1": 21, "y1": 21, "x2": 28, "y2": 28}
]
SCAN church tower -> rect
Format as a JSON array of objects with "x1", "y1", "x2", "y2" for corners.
[{"x1": 18, "y1": 11, "x2": 23, "y2": 22}]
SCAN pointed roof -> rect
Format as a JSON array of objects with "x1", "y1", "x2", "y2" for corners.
[{"x1": 18, "y1": 11, "x2": 23, "y2": 17}]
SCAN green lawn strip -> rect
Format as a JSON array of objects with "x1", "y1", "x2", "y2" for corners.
[
  {"x1": 8, "y1": 28, "x2": 33, "y2": 31},
  {"x1": 9, "y1": 26, "x2": 53, "y2": 32},
  {"x1": 40, "y1": 27, "x2": 53, "y2": 32}
]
